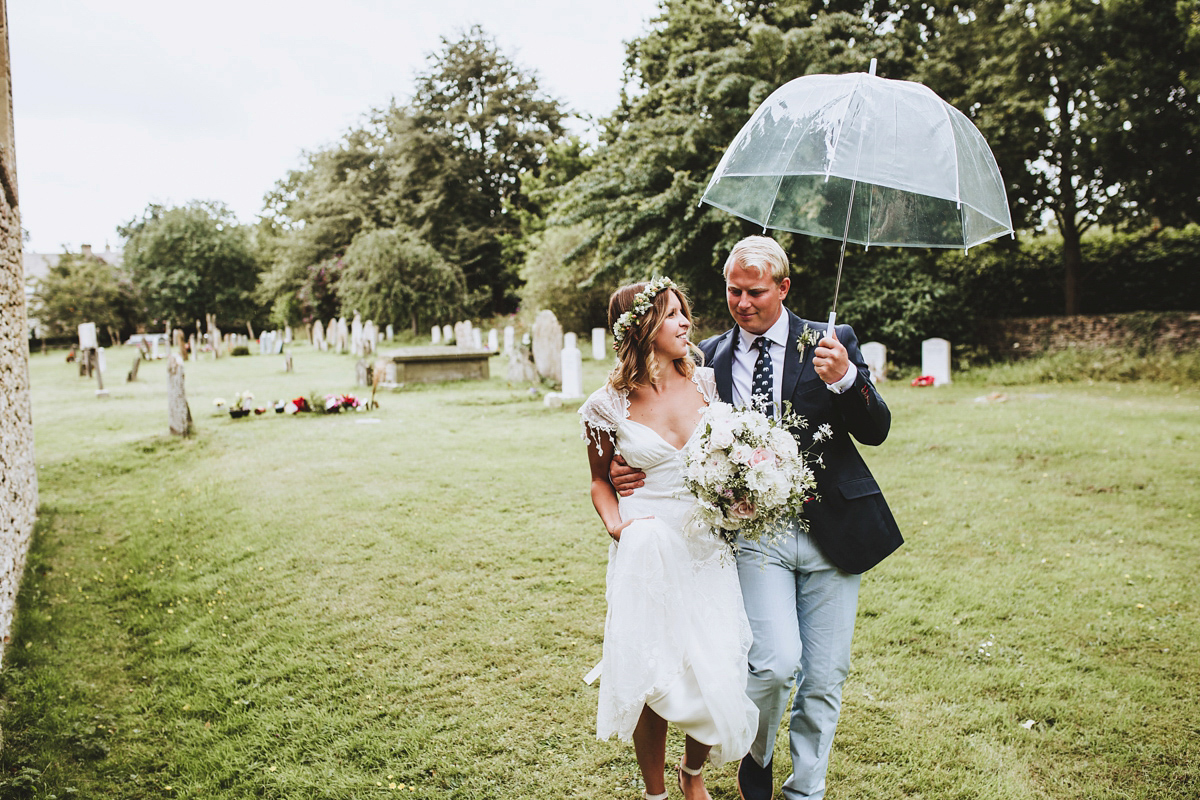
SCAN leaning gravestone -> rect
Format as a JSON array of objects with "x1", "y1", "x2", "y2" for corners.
[
  {"x1": 861, "y1": 341, "x2": 887, "y2": 384},
  {"x1": 167, "y1": 354, "x2": 193, "y2": 437},
  {"x1": 592, "y1": 328, "x2": 607, "y2": 361},
  {"x1": 922, "y1": 338, "x2": 952, "y2": 385},
  {"x1": 532, "y1": 310, "x2": 564, "y2": 383},
  {"x1": 560, "y1": 334, "x2": 584, "y2": 399}
]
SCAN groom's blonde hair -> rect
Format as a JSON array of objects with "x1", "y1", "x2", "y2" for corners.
[
  {"x1": 724, "y1": 235, "x2": 789, "y2": 284},
  {"x1": 607, "y1": 281, "x2": 701, "y2": 393}
]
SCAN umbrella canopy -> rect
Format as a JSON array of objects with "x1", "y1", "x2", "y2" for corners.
[{"x1": 701, "y1": 67, "x2": 1014, "y2": 251}]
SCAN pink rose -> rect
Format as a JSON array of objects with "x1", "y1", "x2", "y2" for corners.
[
  {"x1": 749, "y1": 448, "x2": 774, "y2": 467},
  {"x1": 729, "y1": 498, "x2": 757, "y2": 519}
]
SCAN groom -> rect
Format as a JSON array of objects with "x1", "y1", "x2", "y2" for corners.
[{"x1": 612, "y1": 235, "x2": 902, "y2": 799}]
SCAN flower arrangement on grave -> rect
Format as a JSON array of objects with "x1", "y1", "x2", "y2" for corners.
[
  {"x1": 682, "y1": 401, "x2": 827, "y2": 550},
  {"x1": 281, "y1": 396, "x2": 311, "y2": 414},
  {"x1": 322, "y1": 393, "x2": 363, "y2": 413}
]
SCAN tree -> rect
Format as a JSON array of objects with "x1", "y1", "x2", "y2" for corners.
[
  {"x1": 30, "y1": 250, "x2": 137, "y2": 343},
  {"x1": 120, "y1": 201, "x2": 262, "y2": 329},
  {"x1": 380, "y1": 26, "x2": 566, "y2": 314},
  {"x1": 919, "y1": 0, "x2": 1199, "y2": 314},
  {"x1": 552, "y1": 2, "x2": 908, "y2": 314},
  {"x1": 337, "y1": 228, "x2": 466, "y2": 334}
]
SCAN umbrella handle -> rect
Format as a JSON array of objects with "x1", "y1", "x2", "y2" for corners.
[{"x1": 827, "y1": 311, "x2": 837, "y2": 333}]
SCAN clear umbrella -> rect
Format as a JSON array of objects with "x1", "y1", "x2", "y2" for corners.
[{"x1": 701, "y1": 60, "x2": 1014, "y2": 325}]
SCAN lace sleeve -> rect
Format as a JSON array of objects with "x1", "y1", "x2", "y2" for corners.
[
  {"x1": 579, "y1": 384, "x2": 626, "y2": 456},
  {"x1": 694, "y1": 366, "x2": 718, "y2": 404}
]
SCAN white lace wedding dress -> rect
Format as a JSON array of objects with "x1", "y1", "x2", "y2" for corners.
[{"x1": 579, "y1": 366, "x2": 757, "y2": 766}]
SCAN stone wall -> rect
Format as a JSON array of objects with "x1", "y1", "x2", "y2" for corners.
[
  {"x1": 0, "y1": 0, "x2": 35, "y2": 664},
  {"x1": 978, "y1": 312, "x2": 1200, "y2": 360}
]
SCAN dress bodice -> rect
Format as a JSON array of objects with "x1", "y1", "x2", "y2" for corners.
[{"x1": 580, "y1": 368, "x2": 717, "y2": 531}]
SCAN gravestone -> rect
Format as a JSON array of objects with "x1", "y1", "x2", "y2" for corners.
[
  {"x1": 284, "y1": 325, "x2": 292, "y2": 344},
  {"x1": 127, "y1": 353, "x2": 141, "y2": 382},
  {"x1": 355, "y1": 359, "x2": 370, "y2": 386},
  {"x1": 336, "y1": 318, "x2": 349, "y2": 353},
  {"x1": 167, "y1": 354, "x2": 193, "y2": 437},
  {"x1": 506, "y1": 344, "x2": 538, "y2": 383},
  {"x1": 503, "y1": 325, "x2": 514, "y2": 355},
  {"x1": 442, "y1": 324, "x2": 453, "y2": 344},
  {"x1": 363, "y1": 321, "x2": 377, "y2": 356},
  {"x1": 385, "y1": 324, "x2": 394, "y2": 342},
  {"x1": 592, "y1": 328, "x2": 607, "y2": 361},
  {"x1": 471, "y1": 328, "x2": 483, "y2": 349},
  {"x1": 861, "y1": 341, "x2": 887, "y2": 384},
  {"x1": 326, "y1": 319, "x2": 337, "y2": 350},
  {"x1": 351, "y1": 314, "x2": 364, "y2": 356},
  {"x1": 560, "y1": 335, "x2": 584, "y2": 400},
  {"x1": 922, "y1": 338, "x2": 952, "y2": 385},
  {"x1": 272, "y1": 332, "x2": 284, "y2": 354},
  {"x1": 188, "y1": 334, "x2": 197, "y2": 360},
  {"x1": 313, "y1": 321, "x2": 326, "y2": 351},
  {"x1": 487, "y1": 328, "x2": 499, "y2": 352},
  {"x1": 431, "y1": 325, "x2": 442, "y2": 344},
  {"x1": 532, "y1": 310, "x2": 564, "y2": 383}
]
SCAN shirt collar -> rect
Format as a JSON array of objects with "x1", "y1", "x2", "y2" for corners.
[{"x1": 737, "y1": 311, "x2": 789, "y2": 353}]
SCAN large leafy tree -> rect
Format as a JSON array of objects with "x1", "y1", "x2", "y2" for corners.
[
  {"x1": 380, "y1": 26, "x2": 565, "y2": 314},
  {"x1": 31, "y1": 250, "x2": 138, "y2": 343},
  {"x1": 919, "y1": 0, "x2": 1199, "y2": 314},
  {"x1": 552, "y1": 1, "x2": 910, "y2": 314},
  {"x1": 120, "y1": 201, "x2": 261, "y2": 329},
  {"x1": 337, "y1": 228, "x2": 467, "y2": 333}
]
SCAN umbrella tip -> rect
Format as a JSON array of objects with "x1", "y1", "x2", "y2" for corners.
[{"x1": 869, "y1": 58, "x2": 877, "y2": 76}]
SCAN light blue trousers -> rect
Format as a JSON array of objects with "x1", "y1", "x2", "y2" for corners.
[{"x1": 736, "y1": 525, "x2": 861, "y2": 800}]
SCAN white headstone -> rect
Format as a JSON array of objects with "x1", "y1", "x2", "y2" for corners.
[
  {"x1": 532, "y1": 310, "x2": 564, "y2": 383},
  {"x1": 487, "y1": 328, "x2": 499, "y2": 352},
  {"x1": 471, "y1": 328, "x2": 483, "y2": 349},
  {"x1": 351, "y1": 314, "x2": 364, "y2": 356},
  {"x1": 96, "y1": 347, "x2": 106, "y2": 375},
  {"x1": 284, "y1": 325, "x2": 293, "y2": 344},
  {"x1": 363, "y1": 321, "x2": 377, "y2": 356},
  {"x1": 564, "y1": 332, "x2": 577, "y2": 350},
  {"x1": 313, "y1": 321, "x2": 327, "y2": 352},
  {"x1": 326, "y1": 319, "x2": 338, "y2": 350},
  {"x1": 861, "y1": 341, "x2": 887, "y2": 384},
  {"x1": 442, "y1": 324, "x2": 453, "y2": 344},
  {"x1": 78, "y1": 322, "x2": 97, "y2": 349},
  {"x1": 150, "y1": 339, "x2": 160, "y2": 360},
  {"x1": 337, "y1": 318, "x2": 349, "y2": 353},
  {"x1": 561, "y1": 339, "x2": 584, "y2": 399},
  {"x1": 385, "y1": 324, "x2": 394, "y2": 342},
  {"x1": 273, "y1": 332, "x2": 284, "y2": 354},
  {"x1": 922, "y1": 338, "x2": 952, "y2": 385},
  {"x1": 503, "y1": 325, "x2": 515, "y2": 355},
  {"x1": 592, "y1": 328, "x2": 607, "y2": 361}
]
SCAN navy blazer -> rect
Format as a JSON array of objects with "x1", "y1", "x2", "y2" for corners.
[{"x1": 699, "y1": 309, "x2": 903, "y2": 574}]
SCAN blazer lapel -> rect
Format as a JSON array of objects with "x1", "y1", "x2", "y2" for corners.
[
  {"x1": 712, "y1": 328, "x2": 736, "y2": 403},
  {"x1": 780, "y1": 309, "x2": 806, "y2": 404}
]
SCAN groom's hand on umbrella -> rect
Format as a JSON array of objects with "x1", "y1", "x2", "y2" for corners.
[
  {"x1": 814, "y1": 325, "x2": 851, "y2": 385},
  {"x1": 609, "y1": 454, "x2": 645, "y2": 497}
]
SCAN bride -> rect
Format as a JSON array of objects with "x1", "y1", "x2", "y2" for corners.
[{"x1": 580, "y1": 278, "x2": 757, "y2": 800}]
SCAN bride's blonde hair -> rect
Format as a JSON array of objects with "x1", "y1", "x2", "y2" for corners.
[{"x1": 607, "y1": 280, "x2": 702, "y2": 393}]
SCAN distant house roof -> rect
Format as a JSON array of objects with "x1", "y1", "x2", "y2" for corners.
[{"x1": 23, "y1": 244, "x2": 124, "y2": 283}]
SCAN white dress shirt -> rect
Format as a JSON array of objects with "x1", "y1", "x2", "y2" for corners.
[{"x1": 731, "y1": 314, "x2": 855, "y2": 415}]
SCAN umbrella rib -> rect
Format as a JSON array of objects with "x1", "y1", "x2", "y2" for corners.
[
  {"x1": 762, "y1": 80, "x2": 821, "y2": 230},
  {"x1": 937, "y1": 93, "x2": 964, "y2": 247}
]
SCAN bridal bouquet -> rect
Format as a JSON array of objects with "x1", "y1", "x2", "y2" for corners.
[{"x1": 683, "y1": 401, "x2": 821, "y2": 549}]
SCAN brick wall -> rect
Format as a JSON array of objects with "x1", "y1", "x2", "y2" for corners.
[
  {"x1": 978, "y1": 312, "x2": 1200, "y2": 360},
  {"x1": 0, "y1": 0, "x2": 35, "y2": 664}
]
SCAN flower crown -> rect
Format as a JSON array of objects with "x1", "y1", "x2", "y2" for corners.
[{"x1": 612, "y1": 276, "x2": 677, "y2": 349}]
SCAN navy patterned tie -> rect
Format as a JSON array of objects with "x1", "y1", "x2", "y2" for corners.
[{"x1": 753, "y1": 336, "x2": 775, "y2": 418}]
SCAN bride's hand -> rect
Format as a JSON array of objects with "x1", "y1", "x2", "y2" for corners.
[{"x1": 608, "y1": 516, "x2": 653, "y2": 542}]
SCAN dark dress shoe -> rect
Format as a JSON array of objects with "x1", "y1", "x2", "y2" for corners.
[{"x1": 737, "y1": 754, "x2": 772, "y2": 800}]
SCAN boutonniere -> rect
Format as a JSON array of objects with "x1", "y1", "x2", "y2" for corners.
[{"x1": 796, "y1": 325, "x2": 820, "y2": 360}]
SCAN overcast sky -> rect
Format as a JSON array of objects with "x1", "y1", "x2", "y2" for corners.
[{"x1": 11, "y1": 0, "x2": 662, "y2": 255}]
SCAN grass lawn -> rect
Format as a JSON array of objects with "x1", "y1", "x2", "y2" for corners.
[{"x1": 2, "y1": 343, "x2": 1198, "y2": 799}]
